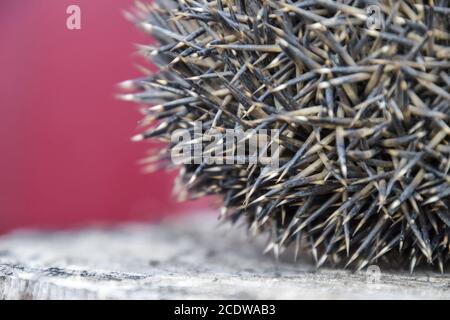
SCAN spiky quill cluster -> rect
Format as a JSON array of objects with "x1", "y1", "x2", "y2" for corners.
[{"x1": 121, "y1": 0, "x2": 450, "y2": 272}]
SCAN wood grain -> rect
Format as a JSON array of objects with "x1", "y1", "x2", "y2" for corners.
[{"x1": 0, "y1": 213, "x2": 449, "y2": 299}]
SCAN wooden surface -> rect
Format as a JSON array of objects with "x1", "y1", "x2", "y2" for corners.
[{"x1": 0, "y1": 213, "x2": 450, "y2": 300}]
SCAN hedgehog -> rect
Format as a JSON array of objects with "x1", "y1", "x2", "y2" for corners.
[{"x1": 120, "y1": 0, "x2": 450, "y2": 272}]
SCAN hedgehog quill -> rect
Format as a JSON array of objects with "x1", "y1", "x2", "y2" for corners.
[{"x1": 121, "y1": 0, "x2": 450, "y2": 272}]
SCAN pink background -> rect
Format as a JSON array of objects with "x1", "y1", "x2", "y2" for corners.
[{"x1": 0, "y1": 0, "x2": 206, "y2": 233}]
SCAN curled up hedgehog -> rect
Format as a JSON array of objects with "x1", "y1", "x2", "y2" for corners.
[{"x1": 120, "y1": 0, "x2": 450, "y2": 272}]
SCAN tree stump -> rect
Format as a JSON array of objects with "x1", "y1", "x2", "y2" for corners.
[{"x1": 1, "y1": 213, "x2": 449, "y2": 299}]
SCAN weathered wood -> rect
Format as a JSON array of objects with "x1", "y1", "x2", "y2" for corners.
[{"x1": 0, "y1": 213, "x2": 450, "y2": 300}]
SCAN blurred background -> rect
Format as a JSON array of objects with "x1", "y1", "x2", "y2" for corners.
[{"x1": 0, "y1": 0, "x2": 207, "y2": 234}]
